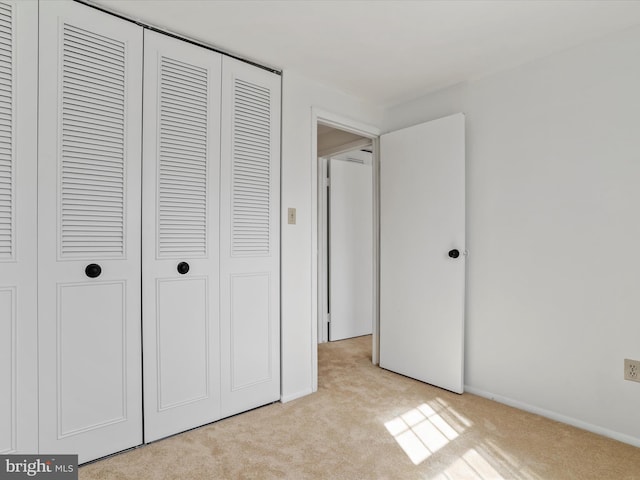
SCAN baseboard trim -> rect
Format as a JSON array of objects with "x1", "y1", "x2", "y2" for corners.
[
  {"x1": 464, "y1": 385, "x2": 640, "y2": 448},
  {"x1": 280, "y1": 388, "x2": 313, "y2": 404}
]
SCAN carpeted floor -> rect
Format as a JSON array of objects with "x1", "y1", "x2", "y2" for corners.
[{"x1": 80, "y1": 335, "x2": 640, "y2": 479}]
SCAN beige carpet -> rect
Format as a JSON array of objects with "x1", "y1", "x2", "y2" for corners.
[{"x1": 80, "y1": 335, "x2": 640, "y2": 479}]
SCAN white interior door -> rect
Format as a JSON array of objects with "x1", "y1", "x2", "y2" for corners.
[
  {"x1": 38, "y1": 1, "x2": 143, "y2": 462},
  {"x1": 142, "y1": 30, "x2": 221, "y2": 442},
  {"x1": 329, "y1": 151, "x2": 373, "y2": 341},
  {"x1": 380, "y1": 113, "x2": 465, "y2": 394},
  {"x1": 220, "y1": 57, "x2": 280, "y2": 418},
  {"x1": 0, "y1": 0, "x2": 38, "y2": 455}
]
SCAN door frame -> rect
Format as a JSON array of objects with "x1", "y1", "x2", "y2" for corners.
[
  {"x1": 320, "y1": 150, "x2": 374, "y2": 343},
  {"x1": 318, "y1": 155, "x2": 330, "y2": 344},
  {"x1": 310, "y1": 108, "x2": 380, "y2": 392}
]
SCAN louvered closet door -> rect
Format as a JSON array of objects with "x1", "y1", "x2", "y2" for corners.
[
  {"x1": 220, "y1": 57, "x2": 281, "y2": 418},
  {"x1": 38, "y1": 1, "x2": 143, "y2": 463},
  {"x1": 0, "y1": 1, "x2": 37, "y2": 455},
  {"x1": 142, "y1": 31, "x2": 221, "y2": 442}
]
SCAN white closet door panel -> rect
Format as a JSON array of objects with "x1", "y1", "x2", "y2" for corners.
[
  {"x1": 38, "y1": 1, "x2": 143, "y2": 463},
  {"x1": 57, "y1": 282, "x2": 128, "y2": 435},
  {"x1": 229, "y1": 273, "x2": 272, "y2": 388},
  {"x1": 0, "y1": 288, "x2": 15, "y2": 452},
  {"x1": 156, "y1": 278, "x2": 208, "y2": 408},
  {"x1": 142, "y1": 30, "x2": 221, "y2": 443},
  {"x1": 0, "y1": 0, "x2": 38, "y2": 454},
  {"x1": 220, "y1": 57, "x2": 280, "y2": 418}
]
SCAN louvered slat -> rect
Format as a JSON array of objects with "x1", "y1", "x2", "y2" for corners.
[
  {"x1": 157, "y1": 56, "x2": 208, "y2": 257},
  {"x1": 0, "y1": 2, "x2": 12, "y2": 260},
  {"x1": 60, "y1": 24, "x2": 125, "y2": 258},
  {"x1": 231, "y1": 79, "x2": 271, "y2": 255}
]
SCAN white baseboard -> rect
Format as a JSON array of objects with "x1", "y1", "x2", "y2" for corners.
[
  {"x1": 464, "y1": 385, "x2": 640, "y2": 448},
  {"x1": 280, "y1": 388, "x2": 313, "y2": 404}
]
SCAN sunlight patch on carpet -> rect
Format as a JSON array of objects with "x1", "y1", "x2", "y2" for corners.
[
  {"x1": 384, "y1": 401, "x2": 462, "y2": 465},
  {"x1": 385, "y1": 401, "x2": 541, "y2": 479}
]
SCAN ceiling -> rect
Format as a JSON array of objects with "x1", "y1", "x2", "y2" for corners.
[{"x1": 93, "y1": 0, "x2": 640, "y2": 108}]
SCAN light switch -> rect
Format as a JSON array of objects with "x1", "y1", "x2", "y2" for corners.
[{"x1": 288, "y1": 208, "x2": 296, "y2": 225}]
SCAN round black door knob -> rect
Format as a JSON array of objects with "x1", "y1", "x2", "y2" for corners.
[
  {"x1": 177, "y1": 262, "x2": 190, "y2": 275},
  {"x1": 85, "y1": 263, "x2": 102, "y2": 278},
  {"x1": 448, "y1": 249, "x2": 460, "y2": 259}
]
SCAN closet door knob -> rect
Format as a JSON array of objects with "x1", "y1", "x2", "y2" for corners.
[
  {"x1": 448, "y1": 249, "x2": 460, "y2": 259},
  {"x1": 85, "y1": 263, "x2": 102, "y2": 278},
  {"x1": 177, "y1": 262, "x2": 190, "y2": 275}
]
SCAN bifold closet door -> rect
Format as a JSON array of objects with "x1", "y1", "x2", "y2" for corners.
[
  {"x1": 0, "y1": 0, "x2": 38, "y2": 455},
  {"x1": 38, "y1": 1, "x2": 143, "y2": 463},
  {"x1": 142, "y1": 30, "x2": 221, "y2": 442},
  {"x1": 220, "y1": 57, "x2": 281, "y2": 418}
]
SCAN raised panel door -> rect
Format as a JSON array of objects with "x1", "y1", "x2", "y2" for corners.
[
  {"x1": 0, "y1": 0, "x2": 38, "y2": 455},
  {"x1": 220, "y1": 57, "x2": 281, "y2": 418},
  {"x1": 38, "y1": 0, "x2": 143, "y2": 462},
  {"x1": 142, "y1": 30, "x2": 221, "y2": 442}
]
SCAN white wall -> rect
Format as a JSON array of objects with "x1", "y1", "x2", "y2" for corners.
[
  {"x1": 383, "y1": 26, "x2": 640, "y2": 446},
  {"x1": 280, "y1": 71, "x2": 383, "y2": 401}
]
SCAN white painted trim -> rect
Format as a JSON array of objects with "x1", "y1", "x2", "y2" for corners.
[
  {"x1": 311, "y1": 112, "x2": 319, "y2": 393},
  {"x1": 465, "y1": 386, "x2": 640, "y2": 448},
  {"x1": 311, "y1": 108, "x2": 381, "y2": 394},
  {"x1": 371, "y1": 137, "x2": 380, "y2": 366},
  {"x1": 281, "y1": 388, "x2": 314, "y2": 404},
  {"x1": 314, "y1": 108, "x2": 381, "y2": 138},
  {"x1": 318, "y1": 157, "x2": 329, "y2": 344}
]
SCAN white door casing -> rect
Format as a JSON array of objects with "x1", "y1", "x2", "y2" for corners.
[
  {"x1": 142, "y1": 30, "x2": 222, "y2": 442},
  {"x1": 318, "y1": 156, "x2": 330, "y2": 344},
  {"x1": 220, "y1": 57, "x2": 281, "y2": 418},
  {"x1": 379, "y1": 113, "x2": 466, "y2": 394},
  {"x1": 329, "y1": 151, "x2": 373, "y2": 341},
  {"x1": 38, "y1": 1, "x2": 143, "y2": 462},
  {"x1": 0, "y1": 0, "x2": 38, "y2": 455}
]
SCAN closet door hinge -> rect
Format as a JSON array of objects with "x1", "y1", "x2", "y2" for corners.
[
  {"x1": 326, "y1": 313, "x2": 331, "y2": 323},
  {"x1": 324, "y1": 177, "x2": 330, "y2": 188}
]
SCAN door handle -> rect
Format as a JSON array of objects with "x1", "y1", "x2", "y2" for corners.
[
  {"x1": 448, "y1": 249, "x2": 460, "y2": 259},
  {"x1": 85, "y1": 263, "x2": 102, "y2": 278},
  {"x1": 177, "y1": 261, "x2": 190, "y2": 275}
]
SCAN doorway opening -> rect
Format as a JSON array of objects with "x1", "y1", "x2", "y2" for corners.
[
  {"x1": 318, "y1": 139, "x2": 373, "y2": 343},
  {"x1": 310, "y1": 109, "x2": 380, "y2": 393}
]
